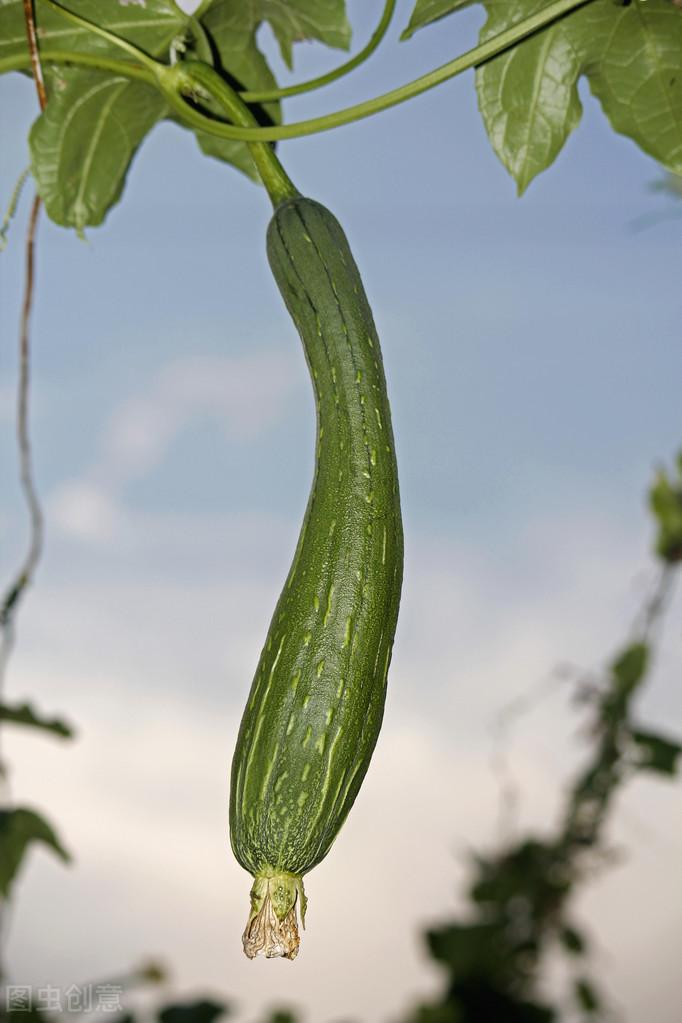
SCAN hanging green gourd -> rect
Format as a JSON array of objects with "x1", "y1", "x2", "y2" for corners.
[
  {"x1": 164, "y1": 60, "x2": 405, "y2": 962},
  {"x1": 229, "y1": 192, "x2": 404, "y2": 958}
]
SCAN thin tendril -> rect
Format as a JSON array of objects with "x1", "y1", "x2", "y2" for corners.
[
  {"x1": 0, "y1": 166, "x2": 31, "y2": 251},
  {"x1": 241, "y1": 0, "x2": 397, "y2": 104}
]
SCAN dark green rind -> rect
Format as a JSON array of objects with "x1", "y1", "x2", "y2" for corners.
[{"x1": 229, "y1": 197, "x2": 403, "y2": 880}]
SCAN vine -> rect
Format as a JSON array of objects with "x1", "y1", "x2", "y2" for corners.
[{"x1": 5, "y1": 0, "x2": 598, "y2": 144}]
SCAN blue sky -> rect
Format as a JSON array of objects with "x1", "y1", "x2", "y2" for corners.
[{"x1": 1, "y1": 2, "x2": 681, "y2": 1020}]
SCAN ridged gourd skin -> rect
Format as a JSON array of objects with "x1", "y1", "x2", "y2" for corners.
[{"x1": 230, "y1": 197, "x2": 403, "y2": 959}]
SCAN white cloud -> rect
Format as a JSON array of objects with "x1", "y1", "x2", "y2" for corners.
[
  {"x1": 101, "y1": 351, "x2": 299, "y2": 483},
  {"x1": 46, "y1": 350, "x2": 301, "y2": 544},
  {"x1": 49, "y1": 481, "x2": 122, "y2": 542}
]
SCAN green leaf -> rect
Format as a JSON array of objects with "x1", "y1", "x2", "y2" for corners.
[
  {"x1": 30, "y1": 70, "x2": 167, "y2": 231},
  {"x1": 476, "y1": 0, "x2": 586, "y2": 195},
  {"x1": 611, "y1": 642, "x2": 649, "y2": 694},
  {"x1": 0, "y1": 0, "x2": 187, "y2": 69},
  {"x1": 650, "y1": 455, "x2": 682, "y2": 563},
  {"x1": 3, "y1": 1, "x2": 187, "y2": 230},
  {"x1": 0, "y1": 699, "x2": 74, "y2": 739},
  {"x1": 264, "y1": 0, "x2": 351, "y2": 68},
  {"x1": 559, "y1": 924, "x2": 586, "y2": 955},
  {"x1": 0, "y1": 806, "x2": 70, "y2": 899},
  {"x1": 476, "y1": 0, "x2": 682, "y2": 193},
  {"x1": 631, "y1": 728, "x2": 682, "y2": 775},
  {"x1": 574, "y1": 977, "x2": 600, "y2": 1013},
  {"x1": 199, "y1": 0, "x2": 351, "y2": 70},
  {"x1": 401, "y1": 0, "x2": 475, "y2": 40},
  {"x1": 583, "y1": 0, "x2": 682, "y2": 177}
]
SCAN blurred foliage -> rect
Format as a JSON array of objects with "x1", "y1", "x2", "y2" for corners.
[
  {"x1": 0, "y1": 807, "x2": 70, "y2": 899},
  {"x1": 0, "y1": 701, "x2": 74, "y2": 740},
  {"x1": 1, "y1": 455, "x2": 680, "y2": 1020},
  {"x1": 650, "y1": 453, "x2": 682, "y2": 562},
  {"x1": 651, "y1": 172, "x2": 682, "y2": 198},
  {"x1": 158, "y1": 1001, "x2": 229, "y2": 1023}
]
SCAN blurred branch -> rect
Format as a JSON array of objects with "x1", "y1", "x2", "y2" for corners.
[
  {"x1": 0, "y1": 1, "x2": 48, "y2": 694},
  {"x1": 0, "y1": 195, "x2": 45, "y2": 721}
]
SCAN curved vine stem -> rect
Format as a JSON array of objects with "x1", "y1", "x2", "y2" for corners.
[
  {"x1": 240, "y1": 0, "x2": 397, "y2": 104},
  {"x1": 28, "y1": 0, "x2": 597, "y2": 144}
]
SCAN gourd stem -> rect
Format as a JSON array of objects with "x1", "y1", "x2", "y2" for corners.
[
  {"x1": 175, "y1": 61, "x2": 298, "y2": 205},
  {"x1": 17, "y1": 0, "x2": 598, "y2": 144},
  {"x1": 240, "y1": 0, "x2": 397, "y2": 104}
]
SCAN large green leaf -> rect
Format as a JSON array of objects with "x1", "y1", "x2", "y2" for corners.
[
  {"x1": 476, "y1": 0, "x2": 584, "y2": 195},
  {"x1": 0, "y1": 806, "x2": 70, "y2": 899},
  {"x1": 30, "y1": 71, "x2": 167, "y2": 230},
  {"x1": 476, "y1": 0, "x2": 682, "y2": 193},
  {"x1": 261, "y1": 0, "x2": 350, "y2": 68},
  {"x1": 401, "y1": 0, "x2": 474, "y2": 40},
  {"x1": 583, "y1": 1, "x2": 682, "y2": 185},
  {"x1": 5, "y1": 0, "x2": 183, "y2": 230},
  {"x1": 0, "y1": 699, "x2": 74, "y2": 739},
  {"x1": 199, "y1": 0, "x2": 351, "y2": 69},
  {"x1": 0, "y1": 0, "x2": 186, "y2": 68}
]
